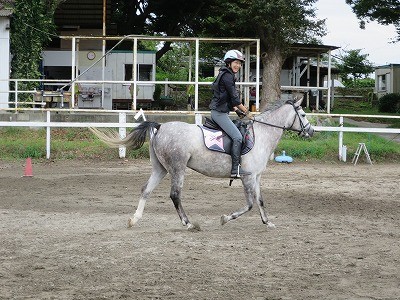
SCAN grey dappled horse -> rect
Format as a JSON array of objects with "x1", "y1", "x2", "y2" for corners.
[{"x1": 91, "y1": 98, "x2": 314, "y2": 230}]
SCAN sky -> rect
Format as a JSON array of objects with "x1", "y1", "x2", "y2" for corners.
[{"x1": 315, "y1": 0, "x2": 400, "y2": 67}]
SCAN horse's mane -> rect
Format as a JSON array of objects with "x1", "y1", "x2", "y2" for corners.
[
  {"x1": 259, "y1": 93, "x2": 304, "y2": 114},
  {"x1": 259, "y1": 99, "x2": 288, "y2": 114}
]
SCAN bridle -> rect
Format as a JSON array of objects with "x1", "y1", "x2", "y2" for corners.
[{"x1": 251, "y1": 100, "x2": 311, "y2": 135}]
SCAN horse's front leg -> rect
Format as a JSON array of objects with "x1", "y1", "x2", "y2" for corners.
[
  {"x1": 255, "y1": 175, "x2": 275, "y2": 228},
  {"x1": 221, "y1": 178, "x2": 255, "y2": 225},
  {"x1": 256, "y1": 193, "x2": 275, "y2": 228},
  {"x1": 170, "y1": 172, "x2": 200, "y2": 231}
]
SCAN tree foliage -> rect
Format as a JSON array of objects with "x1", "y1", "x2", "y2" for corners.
[
  {"x1": 112, "y1": 0, "x2": 326, "y2": 108},
  {"x1": 0, "y1": 0, "x2": 14, "y2": 9},
  {"x1": 335, "y1": 49, "x2": 374, "y2": 85},
  {"x1": 7, "y1": 0, "x2": 327, "y2": 108},
  {"x1": 378, "y1": 93, "x2": 400, "y2": 113},
  {"x1": 346, "y1": 0, "x2": 400, "y2": 42},
  {"x1": 9, "y1": 0, "x2": 61, "y2": 101},
  {"x1": 202, "y1": 0, "x2": 326, "y2": 108},
  {"x1": 111, "y1": 0, "x2": 215, "y2": 60}
]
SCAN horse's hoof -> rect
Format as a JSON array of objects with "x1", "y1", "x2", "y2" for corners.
[
  {"x1": 187, "y1": 222, "x2": 201, "y2": 231},
  {"x1": 127, "y1": 218, "x2": 135, "y2": 228},
  {"x1": 220, "y1": 215, "x2": 229, "y2": 225},
  {"x1": 267, "y1": 221, "x2": 276, "y2": 229}
]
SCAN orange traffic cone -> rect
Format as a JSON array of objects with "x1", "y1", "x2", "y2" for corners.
[{"x1": 23, "y1": 157, "x2": 33, "y2": 177}]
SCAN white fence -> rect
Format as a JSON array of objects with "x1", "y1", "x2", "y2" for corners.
[{"x1": 0, "y1": 109, "x2": 399, "y2": 161}]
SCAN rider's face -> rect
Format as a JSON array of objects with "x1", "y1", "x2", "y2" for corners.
[{"x1": 230, "y1": 60, "x2": 242, "y2": 73}]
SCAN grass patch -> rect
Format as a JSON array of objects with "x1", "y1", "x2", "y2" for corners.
[
  {"x1": 276, "y1": 128, "x2": 400, "y2": 162},
  {"x1": 332, "y1": 98, "x2": 377, "y2": 115},
  {"x1": 1, "y1": 126, "x2": 399, "y2": 163},
  {"x1": 332, "y1": 98, "x2": 400, "y2": 127},
  {"x1": 0, "y1": 127, "x2": 152, "y2": 161}
]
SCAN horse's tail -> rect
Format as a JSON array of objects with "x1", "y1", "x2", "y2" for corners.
[{"x1": 89, "y1": 121, "x2": 161, "y2": 150}]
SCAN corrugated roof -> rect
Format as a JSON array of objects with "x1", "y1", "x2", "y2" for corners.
[
  {"x1": 54, "y1": 0, "x2": 111, "y2": 29},
  {"x1": 0, "y1": 9, "x2": 12, "y2": 17},
  {"x1": 290, "y1": 43, "x2": 340, "y2": 57}
]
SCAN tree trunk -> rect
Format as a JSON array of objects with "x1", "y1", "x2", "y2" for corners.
[{"x1": 260, "y1": 48, "x2": 285, "y2": 111}]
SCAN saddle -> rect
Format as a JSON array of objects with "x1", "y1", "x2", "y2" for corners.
[{"x1": 198, "y1": 117, "x2": 254, "y2": 155}]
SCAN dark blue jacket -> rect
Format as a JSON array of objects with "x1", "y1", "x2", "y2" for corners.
[{"x1": 209, "y1": 67, "x2": 241, "y2": 113}]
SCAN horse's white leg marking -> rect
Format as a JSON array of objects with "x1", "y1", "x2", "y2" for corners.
[
  {"x1": 128, "y1": 166, "x2": 167, "y2": 228},
  {"x1": 129, "y1": 198, "x2": 147, "y2": 227}
]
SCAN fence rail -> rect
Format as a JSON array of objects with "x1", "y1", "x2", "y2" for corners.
[{"x1": 0, "y1": 109, "x2": 399, "y2": 161}]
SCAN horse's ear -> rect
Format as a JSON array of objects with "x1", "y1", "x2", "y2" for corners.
[{"x1": 293, "y1": 94, "x2": 304, "y2": 106}]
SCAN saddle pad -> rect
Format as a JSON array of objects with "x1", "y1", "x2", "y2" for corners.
[
  {"x1": 198, "y1": 126, "x2": 226, "y2": 153},
  {"x1": 198, "y1": 125, "x2": 255, "y2": 155}
]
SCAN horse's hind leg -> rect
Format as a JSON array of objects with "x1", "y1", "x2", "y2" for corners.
[{"x1": 128, "y1": 159, "x2": 167, "y2": 228}]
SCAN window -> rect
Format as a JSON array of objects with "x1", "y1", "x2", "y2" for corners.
[
  {"x1": 138, "y1": 64, "x2": 152, "y2": 81},
  {"x1": 125, "y1": 64, "x2": 132, "y2": 81},
  {"x1": 378, "y1": 74, "x2": 386, "y2": 91},
  {"x1": 124, "y1": 64, "x2": 153, "y2": 81}
]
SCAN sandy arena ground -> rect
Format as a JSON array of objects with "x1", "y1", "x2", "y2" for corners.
[{"x1": 0, "y1": 159, "x2": 399, "y2": 300}]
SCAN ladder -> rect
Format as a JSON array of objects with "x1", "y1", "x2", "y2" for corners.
[{"x1": 352, "y1": 143, "x2": 372, "y2": 165}]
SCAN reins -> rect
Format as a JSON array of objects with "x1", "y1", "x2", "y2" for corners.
[
  {"x1": 249, "y1": 101, "x2": 308, "y2": 134},
  {"x1": 251, "y1": 118, "x2": 302, "y2": 132}
]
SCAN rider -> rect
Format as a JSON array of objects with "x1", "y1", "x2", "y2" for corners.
[{"x1": 209, "y1": 49, "x2": 252, "y2": 178}]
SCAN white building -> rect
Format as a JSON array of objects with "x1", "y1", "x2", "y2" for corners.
[
  {"x1": 0, "y1": 8, "x2": 11, "y2": 109},
  {"x1": 375, "y1": 64, "x2": 400, "y2": 99},
  {"x1": 42, "y1": 49, "x2": 156, "y2": 110}
]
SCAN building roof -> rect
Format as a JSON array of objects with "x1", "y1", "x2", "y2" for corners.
[
  {"x1": 0, "y1": 9, "x2": 12, "y2": 17},
  {"x1": 54, "y1": 0, "x2": 111, "y2": 30},
  {"x1": 290, "y1": 43, "x2": 340, "y2": 57},
  {"x1": 375, "y1": 63, "x2": 400, "y2": 69}
]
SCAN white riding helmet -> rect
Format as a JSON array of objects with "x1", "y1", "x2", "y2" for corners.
[{"x1": 223, "y1": 50, "x2": 245, "y2": 63}]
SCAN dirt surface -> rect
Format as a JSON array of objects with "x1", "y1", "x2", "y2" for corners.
[{"x1": 1, "y1": 159, "x2": 399, "y2": 300}]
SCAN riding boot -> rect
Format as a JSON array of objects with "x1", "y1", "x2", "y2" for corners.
[{"x1": 230, "y1": 140, "x2": 251, "y2": 178}]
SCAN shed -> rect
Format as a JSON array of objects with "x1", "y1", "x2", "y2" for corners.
[
  {"x1": 0, "y1": 8, "x2": 11, "y2": 109},
  {"x1": 249, "y1": 43, "x2": 340, "y2": 110},
  {"x1": 41, "y1": 49, "x2": 156, "y2": 110},
  {"x1": 375, "y1": 64, "x2": 400, "y2": 99}
]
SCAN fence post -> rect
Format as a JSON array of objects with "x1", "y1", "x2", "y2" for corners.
[
  {"x1": 338, "y1": 116, "x2": 343, "y2": 161},
  {"x1": 195, "y1": 113, "x2": 202, "y2": 125},
  {"x1": 46, "y1": 110, "x2": 51, "y2": 159},
  {"x1": 119, "y1": 112, "x2": 127, "y2": 158},
  {"x1": 14, "y1": 80, "x2": 18, "y2": 111}
]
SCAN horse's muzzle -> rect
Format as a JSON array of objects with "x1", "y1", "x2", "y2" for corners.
[{"x1": 300, "y1": 125, "x2": 314, "y2": 138}]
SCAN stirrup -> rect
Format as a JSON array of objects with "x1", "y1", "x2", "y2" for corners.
[{"x1": 230, "y1": 165, "x2": 251, "y2": 178}]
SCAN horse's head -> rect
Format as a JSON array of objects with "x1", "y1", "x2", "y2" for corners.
[{"x1": 285, "y1": 97, "x2": 314, "y2": 138}]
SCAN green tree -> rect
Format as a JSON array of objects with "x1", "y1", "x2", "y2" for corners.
[
  {"x1": 335, "y1": 49, "x2": 374, "y2": 85},
  {"x1": 346, "y1": 0, "x2": 400, "y2": 42},
  {"x1": 202, "y1": 0, "x2": 326, "y2": 108},
  {"x1": 7, "y1": 0, "x2": 326, "y2": 109},
  {"x1": 9, "y1": 0, "x2": 61, "y2": 102},
  {"x1": 112, "y1": 1, "x2": 326, "y2": 109},
  {"x1": 156, "y1": 43, "x2": 191, "y2": 81},
  {"x1": 0, "y1": 0, "x2": 14, "y2": 9},
  {"x1": 112, "y1": 0, "x2": 215, "y2": 60}
]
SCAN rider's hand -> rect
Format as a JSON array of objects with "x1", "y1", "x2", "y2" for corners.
[
  {"x1": 235, "y1": 109, "x2": 246, "y2": 119},
  {"x1": 246, "y1": 111, "x2": 254, "y2": 119}
]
